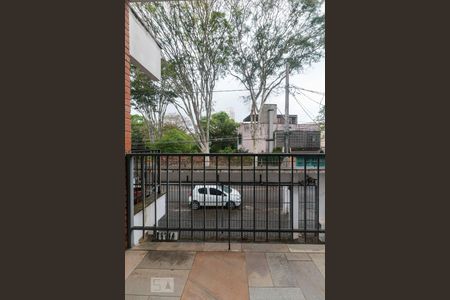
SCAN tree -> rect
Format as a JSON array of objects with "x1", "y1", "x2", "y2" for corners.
[
  {"x1": 201, "y1": 111, "x2": 239, "y2": 153},
  {"x1": 131, "y1": 114, "x2": 148, "y2": 150},
  {"x1": 134, "y1": 1, "x2": 232, "y2": 155},
  {"x1": 316, "y1": 105, "x2": 325, "y2": 132},
  {"x1": 131, "y1": 62, "x2": 176, "y2": 144},
  {"x1": 225, "y1": 0, "x2": 324, "y2": 152},
  {"x1": 154, "y1": 127, "x2": 198, "y2": 153}
]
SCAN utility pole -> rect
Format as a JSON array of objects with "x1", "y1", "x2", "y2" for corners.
[{"x1": 284, "y1": 62, "x2": 290, "y2": 153}]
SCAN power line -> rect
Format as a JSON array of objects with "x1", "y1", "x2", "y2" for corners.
[
  {"x1": 292, "y1": 94, "x2": 321, "y2": 125},
  {"x1": 298, "y1": 91, "x2": 324, "y2": 106},
  {"x1": 291, "y1": 85, "x2": 325, "y2": 96},
  {"x1": 212, "y1": 88, "x2": 253, "y2": 93},
  {"x1": 212, "y1": 86, "x2": 324, "y2": 95}
]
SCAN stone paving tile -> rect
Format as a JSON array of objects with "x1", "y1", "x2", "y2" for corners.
[
  {"x1": 181, "y1": 252, "x2": 249, "y2": 300},
  {"x1": 125, "y1": 295, "x2": 150, "y2": 300},
  {"x1": 245, "y1": 252, "x2": 273, "y2": 287},
  {"x1": 249, "y1": 288, "x2": 306, "y2": 300},
  {"x1": 284, "y1": 253, "x2": 311, "y2": 261},
  {"x1": 125, "y1": 268, "x2": 190, "y2": 297},
  {"x1": 133, "y1": 242, "x2": 160, "y2": 251},
  {"x1": 156, "y1": 242, "x2": 205, "y2": 252},
  {"x1": 149, "y1": 297, "x2": 180, "y2": 300},
  {"x1": 137, "y1": 251, "x2": 196, "y2": 270},
  {"x1": 288, "y1": 261, "x2": 325, "y2": 300},
  {"x1": 180, "y1": 278, "x2": 217, "y2": 300},
  {"x1": 203, "y1": 242, "x2": 242, "y2": 251},
  {"x1": 308, "y1": 254, "x2": 325, "y2": 278},
  {"x1": 242, "y1": 243, "x2": 289, "y2": 253},
  {"x1": 126, "y1": 250, "x2": 149, "y2": 280},
  {"x1": 287, "y1": 244, "x2": 325, "y2": 253},
  {"x1": 265, "y1": 253, "x2": 298, "y2": 287}
]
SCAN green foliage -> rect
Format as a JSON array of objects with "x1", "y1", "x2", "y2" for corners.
[
  {"x1": 131, "y1": 114, "x2": 148, "y2": 148},
  {"x1": 316, "y1": 105, "x2": 325, "y2": 131},
  {"x1": 154, "y1": 127, "x2": 198, "y2": 153},
  {"x1": 272, "y1": 147, "x2": 283, "y2": 153},
  {"x1": 131, "y1": 65, "x2": 157, "y2": 105},
  {"x1": 131, "y1": 62, "x2": 177, "y2": 142},
  {"x1": 131, "y1": 62, "x2": 177, "y2": 108},
  {"x1": 201, "y1": 112, "x2": 239, "y2": 153},
  {"x1": 219, "y1": 146, "x2": 235, "y2": 153}
]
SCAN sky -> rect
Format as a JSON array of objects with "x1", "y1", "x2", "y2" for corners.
[
  {"x1": 131, "y1": 1, "x2": 325, "y2": 126},
  {"x1": 211, "y1": 59, "x2": 325, "y2": 123},
  {"x1": 161, "y1": 58, "x2": 325, "y2": 124}
]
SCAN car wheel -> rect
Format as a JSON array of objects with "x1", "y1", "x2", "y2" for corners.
[
  {"x1": 191, "y1": 200, "x2": 200, "y2": 210},
  {"x1": 225, "y1": 201, "x2": 236, "y2": 209}
]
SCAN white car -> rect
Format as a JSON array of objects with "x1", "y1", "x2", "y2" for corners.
[{"x1": 188, "y1": 185, "x2": 241, "y2": 210}]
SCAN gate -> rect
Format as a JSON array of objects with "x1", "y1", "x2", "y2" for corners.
[{"x1": 126, "y1": 153, "x2": 325, "y2": 247}]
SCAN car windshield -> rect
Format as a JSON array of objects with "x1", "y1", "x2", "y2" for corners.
[{"x1": 221, "y1": 185, "x2": 231, "y2": 193}]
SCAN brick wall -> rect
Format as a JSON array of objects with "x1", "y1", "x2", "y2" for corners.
[
  {"x1": 125, "y1": 0, "x2": 131, "y2": 249},
  {"x1": 125, "y1": 1, "x2": 131, "y2": 154}
]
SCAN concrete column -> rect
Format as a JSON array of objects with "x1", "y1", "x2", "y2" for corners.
[
  {"x1": 267, "y1": 108, "x2": 274, "y2": 153},
  {"x1": 319, "y1": 172, "x2": 325, "y2": 242},
  {"x1": 282, "y1": 186, "x2": 290, "y2": 214},
  {"x1": 292, "y1": 187, "x2": 299, "y2": 240}
]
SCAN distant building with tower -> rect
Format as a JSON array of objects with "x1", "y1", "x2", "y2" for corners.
[{"x1": 237, "y1": 104, "x2": 323, "y2": 153}]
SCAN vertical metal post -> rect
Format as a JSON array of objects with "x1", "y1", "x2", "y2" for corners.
[
  {"x1": 290, "y1": 155, "x2": 294, "y2": 238},
  {"x1": 304, "y1": 156, "x2": 307, "y2": 243},
  {"x1": 191, "y1": 156, "x2": 194, "y2": 240},
  {"x1": 166, "y1": 155, "x2": 169, "y2": 239},
  {"x1": 158, "y1": 153, "x2": 161, "y2": 194},
  {"x1": 240, "y1": 155, "x2": 243, "y2": 240},
  {"x1": 315, "y1": 155, "x2": 320, "y2": 240},
  {"x1": 154, "y1": 155, "x2": 157, "y2": 239},
  {"x1": 228, "y1": 156, "x2": 231, "y2": 250},
  {"x1": 253, "y1": 155, "x2": 256, "y2": 241},
  {"x1": 203, "y1": 155, "x2": 206, "y2": 241},
  {"x1": 178, "y1": 155, "x2": 181, "y2": 234},
  {"x1": 278, "y1": 155, "x2": 281, "y2": 240},
  {"x1": 141, "y1": 156, "x2": 146, "y2": 240},
  {"x1": 265, "y1": 155, "x2": 269, "y2": 241},
  {"x1": 127, "y1": 156, "x2": 135, "y2": 248},
  {"x1": 216, "y1": 156, "x2": 219, "y2": 240}
]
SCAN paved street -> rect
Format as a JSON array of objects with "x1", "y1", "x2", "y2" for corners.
[
  {"x1": 153, "y1": 183, "x2": 321, "y2": 242},
  {"x1": 126, "y1": 242, "x2": 325, "y2": 300}
]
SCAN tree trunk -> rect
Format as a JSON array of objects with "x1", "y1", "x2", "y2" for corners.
[
  {"x1": 200, "y1": 142, "x2": 210, "y2": 166},
  {"x1": 250, "y1": 103, "x2": 258, "y2": 153}
]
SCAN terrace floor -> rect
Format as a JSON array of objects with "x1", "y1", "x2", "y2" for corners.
[{"x1": 125, "y1": 242, "x2": 325, "y2": 300}]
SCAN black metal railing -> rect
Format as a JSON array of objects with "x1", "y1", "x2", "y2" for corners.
[{"x1": 126, "y1": 153, "x2": 325, "y2": 248}]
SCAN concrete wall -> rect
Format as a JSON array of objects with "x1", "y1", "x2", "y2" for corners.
[
  {"x1": 132, "y1": 194, "x2": 166, "y2": 246},
  {"x1": 238, "y1": 122, "x2": 319, "y2": 153},
  {"x1": 282, "y1": 173, "x2": 325, "y2": 241},
  {"x1": 238, "y1": 123, "x2": 269, "y2": 153},
  {"x1": 129, "y1": 8, "x2": 161, "y2": 81}
]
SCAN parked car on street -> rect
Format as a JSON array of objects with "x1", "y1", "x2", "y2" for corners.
[{"x1": 188, "y1": 185, "x2": 241, "y2": 210}]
